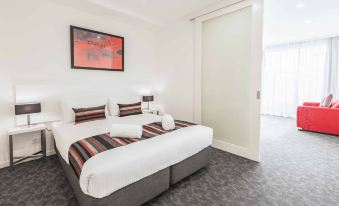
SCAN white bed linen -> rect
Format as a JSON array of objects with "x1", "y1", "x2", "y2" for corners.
[{"x1": 52, "y1": 114, "x2": 213, "y2": 198}]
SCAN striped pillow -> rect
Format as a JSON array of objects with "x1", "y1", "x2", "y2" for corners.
[
  {"x1": 321, "y1": 94, "x2": 333, "y2": 107},
  {"x1": 73, "y1": 105, "x2": 106, "y2": 124},
  {"x1": 118, "y1": 102, "x2": 142, "y2": 117}
]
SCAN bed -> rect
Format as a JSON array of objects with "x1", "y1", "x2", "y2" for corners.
[{"x1": 53, "y1": 113, "x2": 213, "y2": 206}]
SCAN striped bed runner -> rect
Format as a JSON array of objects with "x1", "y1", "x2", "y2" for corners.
[{"x1": 68, "y1": 120, "x2": 195, "y2": 177}]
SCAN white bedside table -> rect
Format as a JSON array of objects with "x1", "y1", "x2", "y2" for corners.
[
  {"x1": 8, "y1": 124, "x2": 46, "y2": 166},
  {"x1": 142, "y1": 109, "x2": 159, "y2": 115}
]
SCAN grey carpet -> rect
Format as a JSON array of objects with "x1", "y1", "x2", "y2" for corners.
[{"x1": 0, "y1": 116, "x2": 338, "y2": 206}]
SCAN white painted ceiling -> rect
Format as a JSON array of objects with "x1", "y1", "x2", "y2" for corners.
[
  {"x1": 264, "y1": 0, "x2": 339, "y2": 46},
  {"x1": 58, "y1": 0, "x2": 339, "y2": 45},
  {"x1": 87, "y1": 0, "x2": 221, "y2": 25}
]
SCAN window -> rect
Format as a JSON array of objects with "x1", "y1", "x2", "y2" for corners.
[{"x1": 261, "y1": 37, "x2": 339, "y2": 117}]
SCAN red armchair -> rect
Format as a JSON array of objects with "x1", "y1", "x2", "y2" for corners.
[{"x1": 297, "y1": 102, "x2": 339, "y2": 135}]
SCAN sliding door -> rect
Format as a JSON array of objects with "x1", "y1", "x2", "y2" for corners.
[{"x1": 194, "y1": 1, "x2": 263, "y2": 161}]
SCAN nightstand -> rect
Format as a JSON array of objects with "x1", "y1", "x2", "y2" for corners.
[
  {"x1": 142, "y1": 109, "x2": 159, "y2": 115},
  {"x1": 8, "y1": 124, "x2": 46, "y2": 166}
]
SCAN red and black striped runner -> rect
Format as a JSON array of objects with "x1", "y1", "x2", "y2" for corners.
[{"x1": 68, "y1": 120, "x2": 196, "y2": 177}]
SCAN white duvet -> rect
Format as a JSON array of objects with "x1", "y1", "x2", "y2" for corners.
[{"x1": 52, "y1": 114, "x2": 213, "y2": 198}]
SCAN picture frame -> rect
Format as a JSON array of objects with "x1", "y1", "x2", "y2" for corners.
[{"x1": 70, "y1": 26, "x2": 124, "y2": 72}]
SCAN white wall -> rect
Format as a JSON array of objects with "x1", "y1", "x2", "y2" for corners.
[
  {"x1": 0, "y1": 0, "x2": 213, "y2": 168},
  {"x1": 0, "y1": 0, "x2": 263, "y2": 167},
  {"x1": 0, "y1": 0, "x2": 161, "y2": 167},
  {"x1": 154, "y1": 20, "x2": 196, "y2": 121}
]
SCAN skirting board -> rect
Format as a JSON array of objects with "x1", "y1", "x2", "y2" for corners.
[
  {"x1": 212, "y1": 139, "x2": 259, "y2": 162},
  {"x1": 0, "y1": 150, "x2": 56, "y2": 169}
]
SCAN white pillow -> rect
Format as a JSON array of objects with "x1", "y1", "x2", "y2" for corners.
[
  {"x1": 108, "y1": 96, "x2": 142, "y2": 116},
  {"x1": 61, "y1": 97, "x2": 109, "y2": 123},
  {"x1": 108, "y1": 97, "x2": 119, "y2": 116}
]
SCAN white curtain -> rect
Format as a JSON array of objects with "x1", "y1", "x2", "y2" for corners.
[
  {"x1": 329, "y1": 37, "x2": 339, "y2": 99},
  {"x1": 261, "y1": 38, "x2": 339, "y2": 118}
]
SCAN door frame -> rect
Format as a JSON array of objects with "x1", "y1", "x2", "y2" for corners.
[{"x1": 193, "y1": 0, "x2": 263, "y2": 162}]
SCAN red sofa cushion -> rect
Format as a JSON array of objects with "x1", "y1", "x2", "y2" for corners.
[
  {"x1": 332, "y1": 101, "x2": 339, "y2": 109},
  {"x1": 297, "y1": 102, "x2": 339, "y2": 135},
  {"x1": 303, "y1": 102, "x2": 320, "y2": 107}
]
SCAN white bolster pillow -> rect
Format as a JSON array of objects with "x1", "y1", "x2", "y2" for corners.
[
  {"x1": 110, "y1": 124, "x2": 143, "y2": 139},
  {"x1": 162, "y1": 114, "x2": 175, "y2": 131}
]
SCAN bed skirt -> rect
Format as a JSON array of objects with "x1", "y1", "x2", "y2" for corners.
[
  {"x1": 56, "y1": 146, "x2": 211, "y2": 206},
  {"x1": 170, "y1": 146, "x2": 210, "y2": 185}
]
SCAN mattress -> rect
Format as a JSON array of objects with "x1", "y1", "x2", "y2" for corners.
[{"x1": 52, "y1": 114, "x2": 213, "y2": 198}]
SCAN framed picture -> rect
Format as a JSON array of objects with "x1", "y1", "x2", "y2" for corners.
[{"x1": 70, "y1": 26, "x2": 124, "y2": 71}]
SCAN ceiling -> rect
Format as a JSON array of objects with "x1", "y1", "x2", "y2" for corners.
[
  {"x1": 87, "y1": 0, "x2": 221, "y2": 25},
  {"x1": 264, "y1": 0, "x2": 339, "y2": 46},
  {"x1": 56, "y1": 0, "x2": 339, "y2": 45}
]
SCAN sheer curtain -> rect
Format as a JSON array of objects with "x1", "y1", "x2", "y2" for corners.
[
  {"x1": 329, "y1": 37, "x2": 339, "y2": 99},
  {"x1": 261, "y1": 38, "x2": 339, "y2": 118}
]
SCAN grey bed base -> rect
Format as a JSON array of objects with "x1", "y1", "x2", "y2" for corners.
[{"x1": 56, "y1": 146, "x2": 211, "y2": 206}]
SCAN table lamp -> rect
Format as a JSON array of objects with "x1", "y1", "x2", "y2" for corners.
[
  {"x1": 142, "y1": 95, "x2": 154, "y2": 110},
  {"x1": 15, "y1": 103, "x2": 41, "y2": 126}
]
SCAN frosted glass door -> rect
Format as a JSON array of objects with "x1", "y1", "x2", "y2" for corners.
[{"x1": 201, "y1": 7, "x2": 252, "y2": 148}]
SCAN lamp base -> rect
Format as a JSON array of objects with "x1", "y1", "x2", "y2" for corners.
[{"x1": 27, "y1": 114, "x2": 31, "y2": 126}]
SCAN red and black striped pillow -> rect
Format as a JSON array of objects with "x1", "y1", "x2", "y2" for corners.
[
  {"x1": 72, "y1": 105, "x2": 106, "y2": 124},
  {"x1": 118, "y1": 102, "x2": 142, "y2": 117}
]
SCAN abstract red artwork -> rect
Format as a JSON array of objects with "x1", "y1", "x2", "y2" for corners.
[{"x1": 70, "y1": 26, "x2": 124, "y2": 71}]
